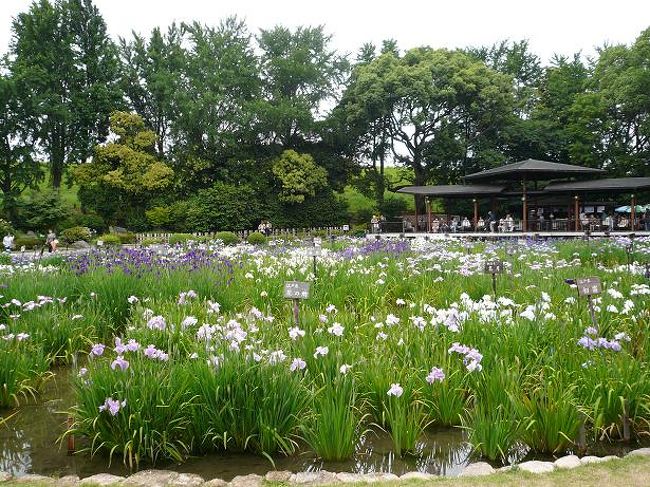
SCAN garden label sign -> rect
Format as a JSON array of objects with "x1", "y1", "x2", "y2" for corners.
[
  {"x1": 284, "y1": 281, "x2": 310, "y2": 299},
  {"x1": 484, "y1": 260, "x2": 504, "y2": 297},
  {"x1": 576, "y1": 277, "x2": 601, "y2": 327},
  {"x1": 306, "y1": 246, "x2": 322, "y2": 276},
  {"x1": 576, "y1": 277, "x2": 601, "y2": 297},
  {"x1": 284, "y1": 281, "x2": 310, "y2": 325}
]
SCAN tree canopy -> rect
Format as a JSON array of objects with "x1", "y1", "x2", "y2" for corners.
[{"x1": 2, "y1": 0, "x2": 650, "y2": 231}]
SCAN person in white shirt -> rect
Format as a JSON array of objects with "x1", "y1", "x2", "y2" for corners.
[{"x1": 3, "y1": 233, "x2": 14, "y2": 252}]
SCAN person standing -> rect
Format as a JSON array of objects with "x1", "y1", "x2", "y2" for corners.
[
  {"x1": 3, "y1": 232, "x2": 14, "y2": 252},
  {"x1": 46, "y1": 229, "x2": 57, "y2": 253},
  {"x1": 487, "y1": 211, "x2": 497, "y2": 233}
]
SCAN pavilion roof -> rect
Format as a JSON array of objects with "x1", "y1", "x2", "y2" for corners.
[
  {"x1": 464, "y1": 159, "x2": 605, "y2": 181},
  {"x1": 543, "y1": 177, "x2": 650, "y2": 194},
  {"x1": 396, "y1": 184, "x2": 506, "y2": 198}
]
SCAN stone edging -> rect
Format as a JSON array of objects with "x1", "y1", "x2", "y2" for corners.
[{"x1": 2, "y1": 448, "x2": 650, "y2": 486}]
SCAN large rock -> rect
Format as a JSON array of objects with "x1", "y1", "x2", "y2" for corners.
[
  {"x1": 554, "y1": 455, "x2": 581, "y2": 469},
  {"x1": 0, "y1": 472, "x2": 11, "y2": 482},
  {"x1": 13, "y1": 474, "x2": 54, "y2": 484},
  {"x1": 459, "y1": 462, "x2": 495, "y2": 477},
  {"x1": 265, "y1": 471, "x2": 292, "y2": 483},
  {"x1": 399, "y1": 472, "x2": 435, "y2": 481},
  {"x1": 517, "y1": 461, "x2": 555, "y2": 474},
  {"x1": 228, "y1": 474, "x2": 263, "y2": 487},
  {"x1": 628, "y1": 448, "x2": 650, "y2": 457},
  {"x1": 80, "y1": 474, "x2": 126, "y2": 486}
]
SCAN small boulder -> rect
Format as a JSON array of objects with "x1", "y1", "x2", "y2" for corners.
[
  {"x1": 554, "y1": 455, "x2": 581, "y2": 469},
  {"x1": 56, "y1": 475, "x2": 80, "y2": 486},
  {"x1": 334, "y1": 473, "x2": 361, "y2": 483},
  {"x1": 229, "y1": 474, "x2": 263, "y2": 487},
  {"x1": 172, "y1": 473, "x2": 204, "y2": 487},
  {"x1": 600, "y1": 455, "x2": 619, "y2": 462},
  {"x1": 202, "y1": 479, "x2": 228, "y2": 487},
  {"x1": 70, "y1": 241, "x2": 91, "y2": 250},
  {"x1": 399, "y1": 472, "x2": 434, "y2": 481},
  {"x1": 265, "y1": 471, "x2": 292, "y2": 483},
  {"x1": 517, "y1": 461, "x2": 555, "y2": 474},
  {"x1": 580, "y1": 456, "x2": 607, "y2": 464},
  {"x1": 360, "y1": 472, "x2": 399, "y2": 483},
  {"x1": 124, "y1": 470, "x2": 176, "y2": 487},
  {"x1": 627, "y1": 448, "x2": 650, "y2": 457},
  {"x1": 13, "y1": 474, "x2": 54, "y2": 484},
  {"x1": 80, "y1": 474, "x2": 126, "y2": 486},
  {"x1": 459, "y1": 462, "x2": 495, "y2": 477},
  {"x1": 290, "y1": 471, "x2": 338, "y2": 485}
]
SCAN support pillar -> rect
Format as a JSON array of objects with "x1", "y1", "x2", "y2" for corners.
[
  {"x1": 414, "y1": 195, "x2": 418, "y2": 232},
  {"x1": 473, "y1": 198, "x2": 478, "y2": 230},
  {"x1": 426, "y1": 197, "x2": 432, "y2": 233},
  {"x1": 631, "y1": 194, "x2": 636, "y2": 231},
  {"x1": 574, "y1": 195, "x2": 580, "y2": 232},
  {"x1": 522, "y1": 178, "x2": 527, "y2": 232}
]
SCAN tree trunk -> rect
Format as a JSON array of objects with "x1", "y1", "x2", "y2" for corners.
[
  {"x1": 412, "y1": 155, "x2": 426, "y2": 216},
  {"x1": 50, "y1": 126, "x2": 65, "y2": 188},
  {"x1": 375, "y1": 150, "x2": 385, "y2": 209}
]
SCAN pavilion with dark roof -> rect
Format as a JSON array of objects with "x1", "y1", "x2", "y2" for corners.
[{"x1": 397, "y1": 159, "x2": 650, "y2": 233}]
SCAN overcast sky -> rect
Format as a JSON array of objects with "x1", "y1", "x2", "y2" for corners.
[{"x1": 2, "y1": 0, "x2": 650, "y2": 62}]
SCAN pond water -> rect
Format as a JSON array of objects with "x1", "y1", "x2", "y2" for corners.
[{"x1": 0, "y1": 369, "x2": 645, "y2": 480}]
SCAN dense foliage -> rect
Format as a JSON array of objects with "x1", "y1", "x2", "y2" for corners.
[{"x1": 1, "y1": 1, "x2": 650, "y2": 231}]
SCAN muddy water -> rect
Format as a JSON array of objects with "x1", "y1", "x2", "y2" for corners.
[
  {"x1": 1, "y1": 369, "x2": 647, "y2": 480},
  {"x1": 0, "y1": 370, "x2": 471, "y2": 479}
]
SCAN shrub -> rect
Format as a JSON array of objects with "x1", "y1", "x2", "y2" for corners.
[
  {"x1": 140, "y1": 237, "x2": 165, "y2": 246},
  {"x1": 117, "y1": 232, "x2": 137, "y2": 244},
  {"x1": 169, "y1": 233, "x2": 193, "y2": 245},
  {"x1": 14, "y1": 235, "x2": 43, "y2": 250},
  {"x1": 247, "y1": 232, "x2": 267, "y2": 245},
  {"x1": 0, "y1": 219, "x2": 15, "y2": 236},
  {"x1": 97, "y1": 234, "x2": 121, "y2": 246},
  {"x1": 63, "y1": 212, "x2": 106, "y2": 233},
  {"x1": 0, "y1": 254, "x2": 12, "y2": 265},
  {"x1": 16, "y1": 190, "x2": 71, "y2": 232},
  {"x1": 145, "y1": 206, "x2": 172, "y2": 229},
  {"x1": 214, "y1": 231, "x2": 239, "y2": 246},
  {"x1": 185, "y1": 182, "x2": 260, "y2": 232},
  {"x1": 61, "y1": 226, "x2": 92, "y2": 244}
]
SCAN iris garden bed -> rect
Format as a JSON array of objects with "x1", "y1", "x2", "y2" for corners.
[{"x1": 1, "y1": 237, "x2": 650, "y2": 474}]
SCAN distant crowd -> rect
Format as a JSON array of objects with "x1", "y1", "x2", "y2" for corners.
[{"x1": 370, "y1": 209, "x2": 650, "y2": 233}]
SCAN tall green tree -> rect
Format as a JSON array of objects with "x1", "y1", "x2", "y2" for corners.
[
  {"x1": 339, "y1": 48, "x2": 513, "y2": 212},
  {"x1": 533, "y1": 54, "x2": 590, "y2": 163},
  {"x1": 10, "y1": 0, "x2": 121, "y2": 188},
  {"x1": 256, "y1": 25, "x2": 349, "y2": 148},
  {"x1": 119, "y1": 24, "x2": 186, "y2": 158},
  {"x1": 171, "y1": 18, "x2": 260, "y2": 188},
  {"x1": 74, "y1": 111, "x2": 174, "y2": 226},
  {"x1": 569, "y1": 29, "x2": 650, "y2": 175},
  {"x1": 0, "y1": 70, "x2": 43, "y2": 220}
]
